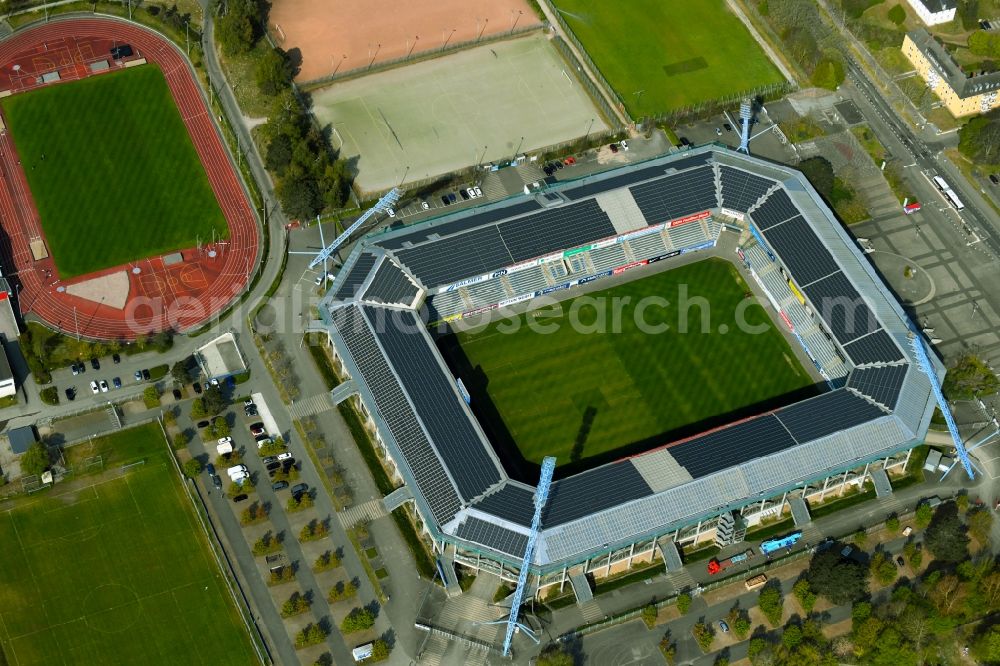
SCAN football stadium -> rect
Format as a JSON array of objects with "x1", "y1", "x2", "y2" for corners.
[{"x1": 317, "y1": 145, "x2": 940, "y2": 598}]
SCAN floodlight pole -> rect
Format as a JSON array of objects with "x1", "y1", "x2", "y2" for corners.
[
  {"x1": 737, "y1": 100, "x2": 752, "y2": 154},
  {"x1": 295, "y1": 188, "x2": 402, "y2": 269},
  {"x1": 502, "y1": 456, "x2": 555, "y2": 656}
]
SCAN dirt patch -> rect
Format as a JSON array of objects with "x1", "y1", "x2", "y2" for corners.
[{"x1": 268, "y1": 0, "x2": 542, "y2": 82}]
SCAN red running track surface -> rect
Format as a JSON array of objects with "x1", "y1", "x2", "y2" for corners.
[{"x1": 0, "y1": 17, "x2": 259, "y2": 340}]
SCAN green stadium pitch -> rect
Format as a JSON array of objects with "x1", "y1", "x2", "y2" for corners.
[
  {"x1": 550, "y1": 0, "x2": 785, "y2": 117},
  {"x1": 440, "y1": 259, "x2": 816, "y2": 471},
  {"x1": 1, "y1": 66, "x2": 227, "y2": 279},
  {"x1": 0, "y1": 423, "x2": 256, "y2": 665}
]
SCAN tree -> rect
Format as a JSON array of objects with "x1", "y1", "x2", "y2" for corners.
[
  {"x1": 914, "y1": 503, "x2": 933, "y2": 529},
  {"x1": 956, "y1": 493, "x2": 970, "y2": 513},
  {"x1": 191, "y1": 397, "x2": 207, "y2": 419},
  {"x1": 974, "y1": 625, "x2": 1000, "y2": 663},
  {"x1": 202, "y1": 386, "x2": 227, "y2": 415},
  {"x1": 171, "y1": 358, "x2": 194, "y2": 385},
  {"x1": 792, "y1": 578, "x2": 817, "y2": 614},
  {"x1": 782, "y1": 623, "x2": 803, "y2": 650},
  {"x1": 536, "y1": 646, "x2": 574, "y2": 666},
  {"x1": 659, "y1": 633, "x2": 677, "y2": 665},
  {"x1": 870, "y1": 551, "x2": 899, "y2": 586},
  {"x1": 958, "y1": 114, "x2": 1000, "y2": 165},
  {"x1": 942, "y1": 354, "x2": 999, "y2": 400},
  {"x1": 20, "y1": 441, "x2": 49, "y2": 477},
  {"x1": 182, "y1": 458, "x2": 203, "y2": 479},
  {"x1": 252, "y1": 532, "x2": 281, "y2": 556},
  {"x1": 294, "y1": 623, "x2": 327, "y2": 648},
  {"x1": 807, "y1": 548, "x2": 868, "y2": 605},
  {"x1": 314, "y1": 550, "x2": 341, "y2": 572},
  {"x1": 340, "y1": 607, "x2": 375, "y2": 633},
  {"x1": 886, "y1": 515, "x2": 900, "y2": 532},
  {"x1": 39, "y1": 386, "x2": 59, "y2": 405},
  {"x1": 969, "y1": 30, "x2": 1000, "y2": 59},
  {"x1": 797, "y1": 156, "x2": 835, "y2": 200},
  {"x1": 281, "y1": 591, "x2": 311, "y2": 617},
  {"x1": 676, "y1": 592, "x2": 692, "y2": 615},
  {"x1": 277, "y1": 172, "x2": 322, "y2": 220},
  {"x1": 211, "y1": 416, "x2": 230, "y2": 439},
  {"x1": 642, "y1": 603, "x2": 658, "y2": 628},
  {"x1": 216, "y1": 0, "x2": 258, "y2": 56},
  {"x1": 811, "y1": 56, "x2": 845, "y2": 90},
  {"x1": 370, "y1": 639, "x2": 391, "y2": 662},
  {"x1": 327, "y1": 580, "x2": 357, "y2": 602},
  {"x1": 173, "y1": 431, "x2": 190, "y2": 450},
  {"x1": 692, "y1": 621, "x2": 715, "y2": 651},
  {"x1": 728, "y1": 606, "x2": 752, "y2": 639},
  {"x1": 887, "y1": 3, "x2": 906, "y2": 24},
  {"x1": 758, "y1": 585, "x2": 784, "y2": 627},
  {"x1": 265, "y1": 133, "x2": 294, "y2": 176},
  {"x1": 256, "y1": 47, "x2": 292, "y2": 97},
  {"x1": 968, "y1": 507, "x2": 994, "y2": 545},
  {"x1": 924, "y1": 503, "x2": 969, "y2": 562}
]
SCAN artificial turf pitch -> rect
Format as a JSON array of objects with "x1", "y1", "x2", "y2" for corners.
[
  {"x1": 447, "y1": 260, "x2": 814, "y2": 466},
  {"x1": 1, "y1": 66, "x2": 228, "y2": 279},
  {"x1": 0, "y1": 423, "x2": 256, "y2": 665},
  {"x1": 550, "y1": 0, "x2": 785, "y2": 117}
]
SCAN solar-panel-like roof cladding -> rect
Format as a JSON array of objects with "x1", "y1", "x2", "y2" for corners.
[{"x1": 321, "y1": 146, "x2": 938, "y2": 572}]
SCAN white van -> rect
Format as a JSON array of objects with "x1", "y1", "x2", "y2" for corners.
[
  {"x1": 351, "y1": 643, "x2": 373, "y2": 662},
  {"x1": 226, "y1": 464, "x2": 248, "y2": 478},
  {"x1": 216, "y1": 441, "x2": 234, "y2": 455}
]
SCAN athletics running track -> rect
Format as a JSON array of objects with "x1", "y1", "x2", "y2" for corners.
[{"x1": 0, "y1": 17, "x2": 258, "y2": 340}]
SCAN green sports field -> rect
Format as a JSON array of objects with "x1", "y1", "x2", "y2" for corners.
[
  {"x1": 1, "y1": 66, "x2": 227, "y2": 279},
  {"x1": 550, "y1": 0, "x2": 785, "y2": 117},
  {"x1": 0, "y1": 423, "x2": 257, "y2": 665},
  {"x1": 445, "y1": 260, "x2": 815, "y2": 466}
]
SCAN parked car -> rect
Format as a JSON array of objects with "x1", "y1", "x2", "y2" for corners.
[
  {"x1": 266, "y1": 461, "x2": 281, "y2": 471},
  {"x1": 99, "y1": 380, "x2": 109, "y2": 393},
  {"x1": 563, "y1": 156, "x2": 576, "y2": 165},
  {"x1": 262, "y1": 456, "x2": 278, "y2": 465},
  {"x1": 232, "y1": 494, "x2": 249, "y2": 503},
  {"x1": 902, "y1": 526, "x2": 913, "y2": 536},
  {"x1": 896, "y1": 556, "x2": 905, "y2": 567},
  {"x1": 65, "y1": 387, "x2": 76, "y2": 401},
  {"x1": 290, "y1": 483, "x2": 308, "y2": 497},
  {"x1": 679, "y1": 137, "x2": 691, "y2": 147},
  {"x1": 112, "y1": 353, "x2": 121, "y2": 364},
  {"x1": 460, "y1": 189, "x2": 470, "y2": 201},
  {"x1": 172, "y1": 388, "x2": 182, "y2": 400},
  {"x1": 91, "y1": 358, "x2": 100, "y2": 370},
  {"x1": 197, "y1": 420, "x2": 210, "y2": 429},
  {"x1": 441, "y1": 195, "x2": 451, "y2": 206},
  {"x1": 134, "y1": 370, "x2": 142, "y2": 382},
  {"x1": 386, "y1": 207, "x2": 395, "y2": 218},
  {"x1": 719, "y1": 620, "x2": 730, "y2": 633},
  {"x1": 90, "y1": 380, "x2": 99, "y2": 394},
  {"x1": 620, "y1": 140, "x2": 629, "y2": 151},
  {"x1": 447, "y1": 192, "x2": 457, "y2": 204},
  {"x1": 140, "y1": 368, "x2": 149, "y2": 380},
  {"x1": 250, "y1": 424, "x2": 265, "y2": 436},
  {"x1": 212, "y1": 475, "x2": 223, "y2": 490},
  {"x1": 226, "y1": 464, "x2": 247, "y2": 478},
  {"x1": 244, "y1": 405, "x2": 258, "y2": 417},
  {"x1": 256, "y1": 438, "x2": 273, "y2": 449},
  {"x1": 71, "y1": 364, "x2": 80, "y2": 376},
  {"x1": 609, "y1": 143, "x2": 619, "y2": 153},
  {"x1": 991, "y1": 174, "x2": 999, "y2": 185},
  {"x1": 723, "y1": 123, "x2": 733, "y2": 132},
  {"x1": 421, "y1": 201, "x2": 430, "y2": 210},
  {"x1": 206, "y1": 463, "x2": 216, "y2": 475},
  {"x1": 277, "y1": 452, "x2": 293, "y2": 461},
  {"x1": 192, "y1": 382, "x2": 202, "y2": 394},
  {"x1": 715, "y1": 127, "x2": 722, "y2": 136},
  {"x1": 112, "y1": 377, "x2": 121, "y2": 389},
  {"x1": 271, "y1": 481, "x2": 289, "y2": 491},
  {"x1": 217, "y1": 436, "x2": 233, "y2": 446}
]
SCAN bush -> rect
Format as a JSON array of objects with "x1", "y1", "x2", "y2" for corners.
[
  {"x1": 676, "y1": 592, "x2": 692, "y2": 615},
  {"x1": 268, "y1": 566, "x2": 295, "y2": 585},
  {"x1": 925, "y1": 503, "x2": 969, "y2": 562},
  {"x1": 728, "y1": 607, "x2": 752, "y2": 639},
  {"x1": 758, "y1": 585, "x2": 784, "y2": 627},
  {"x1": 251, "y1": 532, "x2": 281, "y2": 556},
  {"x1": 259, "y1": 439, "x2": 287, "y2": 457},
  {"x1": 369, "y1": 639, "x2": 390, "y2": 662},
  {"x1": 288, "y1": 492, "x2": 314, "y2": 512},
  {"x1": 280, "y1": 592, "x2": 311, "y2": 617},
  {"x1": 642, "y1": 604, "x2": 657, "y2": 628},
  {"x1": 300, "y1": 519, "x2": 330, "y2": 542},
  {"x1": 327, "y1": 580, "x2": 357, "y2": 602},
  {"x1": 886, "y1": 515, "x2": 900, "y2": 532},
  {"x1": 811, "y1": 56, "x2": 845, "y2": 90},
  {"x1": 20, "y1": 441, "x2": 49, "y2": 477},
  {"x1": 692, "y1": 621, "x2": 714, "y2": 652},
  {"x1": 148, "y1": 364, "x2": 168, "y2": 381},
  {"x1": 294, "y1": 623, "x2": 327, "y2": 649},
  {"x1": 792, "y1": 579, "x2": 817, "y2": 614},
  {"x1": 887, "y1": 3, "x2": 906, "y2": 24},
  {"x1": 143, "y1": 386, "x2": 161, "y2": 408},
  {"x1": 807, "y1": 548, "x2": 868, "y2": 605},
  {"x1": 172, "y1": 431, "x2": 190, "y2": 450},
  {"x1": 870, "y1": 551, "x2": 898, "y2": 586},
  {"x1": 210, "y1": 416, "x2": 230, "y2": 439},
  {"x1": 240, "y1": 502, "x2": 269, "y2": 525},
  {"x1": 915, "y1": 503, "x2": 933, "y2": 529},
  {"x1": 340, "y1": 607, "x2": 375, "y2": 633},
  {"x1": 182, "y1": 458, "x2": 203, "y2": 479},
  {"x1": 314, "y1": 551, "x2": 341, "y2": 572},
  {"x1": 39, "y1": 386, "x2": 59, "y2": 405}
]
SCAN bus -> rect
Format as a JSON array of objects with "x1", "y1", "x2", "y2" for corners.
[
  {"x1": 932, "y1": 175, "x2": 949, "y2": 191},
  {"x1": 943, "y1": 188, "x2": 965, "y2": 210},
  {"x1": 745, "y1": 574, "x2": 768, "y2": 590}
]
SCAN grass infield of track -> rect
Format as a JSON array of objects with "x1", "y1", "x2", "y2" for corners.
[
  {"x1": 0, "y1": 423, "x2": 256, "y2": 665},
  {"x1": 1, "y1": 66, "x2": 227, "y2": 279},
  {"x1": 447, "y1": 260, "x2": 814, "y2": 466},
  {"x1": 550, "y1": 0, "x2": 784, "y2": 117}
]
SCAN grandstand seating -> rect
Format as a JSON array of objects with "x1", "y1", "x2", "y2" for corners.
[
  {"x1": 589, "y1": 244, "x2": 627, "y2": 272},
  {"x1": 625, "y1": 232, "x2": 669, "y2": 259},
  {"x1": 507, "y1": 266, "x2": 549, "y2": 295}
]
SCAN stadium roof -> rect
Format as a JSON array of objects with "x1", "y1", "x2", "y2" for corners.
[{"x1": 319, "y1": 145, "x2": 941, "y2": 573}]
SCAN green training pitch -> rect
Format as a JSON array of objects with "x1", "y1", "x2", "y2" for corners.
[
  {"x1": 1, "y1": 66, "x2": 227, "y2": 279},
  {"x1": 445, "y1": 260, "x2": 815, "y2": 466},
  {"x1": 550, "y1": 0, "x2": 785, "y2": 117},
  {"x1": 0, "y1": 423, "x2": 256, "y2": 665}
]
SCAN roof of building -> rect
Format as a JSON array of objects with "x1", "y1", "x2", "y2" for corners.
[
  {"x1": 911, "y1": 0, "x2": 956, "y2": 13},
  {"x1": 908, "y1": 27, "x2": 1000, "y2": 98},
  {"x1": 0, "y1": 343, "x2": 13, "y2": 383},
  {"x1": 319, "y1": 145, "x2": 940, "y2": 572},
  {"x1": 8, "y1": 425, "x2": 36, "y2": 455}
]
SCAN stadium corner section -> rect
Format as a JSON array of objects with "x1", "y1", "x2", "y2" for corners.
[{"x1": 0, "y1": 17, "x2": 259, "y2": 340}]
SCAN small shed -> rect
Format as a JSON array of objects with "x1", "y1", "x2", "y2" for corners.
[
  {"x1": 923, "y1": 448, "x2": 942, "y2": 472},
  {"x1": 8, "y1": 425, "x2": 37, "y2": 454}
]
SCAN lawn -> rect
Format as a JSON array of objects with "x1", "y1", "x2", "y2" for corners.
[
  {"x1": 0, "y1": 424, "x2": 257, "y2": 665},
  {"x1": 443, "y1": 260, "x2": 815, "y2": 466},
  {"x1": 1, "y1": 65, "x2": 227, "y2": 278},
  {"x1": 550, "y1": 0, "x2": 785, "y2": 117}
]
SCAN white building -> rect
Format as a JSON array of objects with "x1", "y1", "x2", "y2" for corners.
[
  {"x1": 906, "y1": 0, "x2": 956, "y2": 26},
  {"x1": 0, "y1": 345, "x2": 15, "y2": 398}
]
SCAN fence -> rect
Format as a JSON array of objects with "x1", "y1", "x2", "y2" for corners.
[
  {"x1": 542, "y1": 0, "x2": 627, "y2": 121},
  {"x1": 549, "y1": 36, "x2": 622, "y2": 131},
  {"x1": 297, "y1": 23, "x2": 548, "y2": 91},
  {"x1": 635, "y1": 80, "x2": 795, "y2": 130}
]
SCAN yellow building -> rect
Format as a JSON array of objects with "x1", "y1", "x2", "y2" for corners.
[{"x1": 902, "y1": 28, "x2": 1000, "y2": 117}]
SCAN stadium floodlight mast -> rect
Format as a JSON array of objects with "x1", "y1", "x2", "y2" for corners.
[
  {"x1": 908, "y1": 324, "x2": 996, "y2": 480},
  {"x1": 477, "y1": 456, "x2": 555, "y2": 656},
  {"x1": 290, "y1": 188, "x2": 402, "y2": 271},
  {"x1": 725, "y1": 98, "x2": 774, "y2": 155}
]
